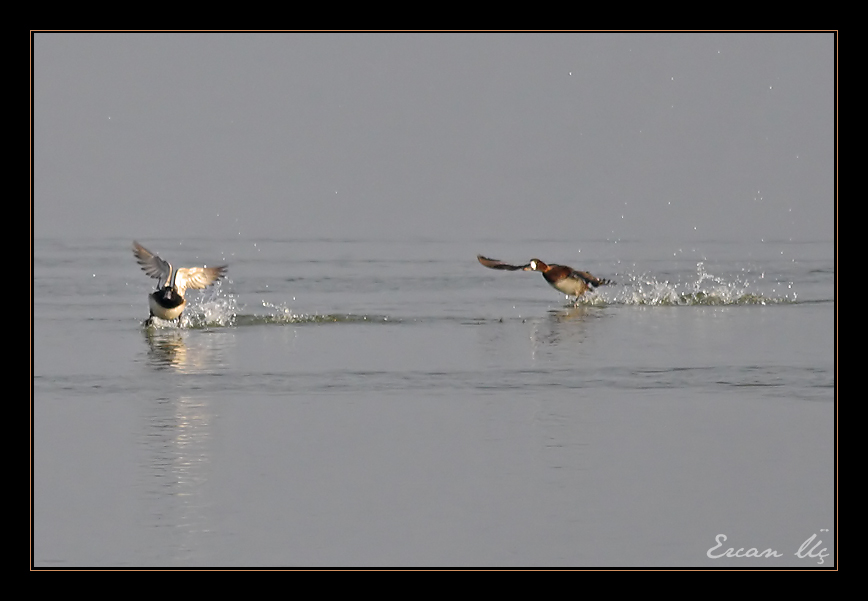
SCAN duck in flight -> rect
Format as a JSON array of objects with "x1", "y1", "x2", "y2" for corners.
[
  {"x1": 133, "y1": 241, "x2": 227, "y2": 323},
  {"x1": 477, "y1": 255, "x2": 613, "y2": 303}
]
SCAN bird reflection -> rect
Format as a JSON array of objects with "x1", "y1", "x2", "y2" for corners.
[
  {"x1": 549, "y1": 305, "x2": 593, "y2": 323},
  {"x1": 144, "y1": 327, "x2": 189, "y2": 370},
  {"x1": 526, "y1": 305, "x2": 601, "y2": 355},
  {"x1": 143, "y1": 326, "x2": 231, "y2": 373}
]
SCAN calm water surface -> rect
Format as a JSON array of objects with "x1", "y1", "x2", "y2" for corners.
[{"x1": 33, "y1": 237, "x2": 835, "y2": 567}]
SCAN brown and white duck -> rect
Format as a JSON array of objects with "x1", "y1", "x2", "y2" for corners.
[{"x1": 477, "y1": 254, "x2": 613, "y2": 303}]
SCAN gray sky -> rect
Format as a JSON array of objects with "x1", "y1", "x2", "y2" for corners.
[{"x1": 33, "y1": 33, "x2": 834, "y2": 243}]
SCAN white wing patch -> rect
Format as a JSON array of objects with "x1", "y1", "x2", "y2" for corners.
[{"x1": 175, "y1": 266, "x2": 228, "y2": 297}]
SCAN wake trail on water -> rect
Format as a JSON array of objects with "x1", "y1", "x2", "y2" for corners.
[
  {"x1": 142, "y1": 262, "x2": 797, "y2": 330},
  {"x1": 144, "y1": 290, "x2": 389, "y2": 330}
]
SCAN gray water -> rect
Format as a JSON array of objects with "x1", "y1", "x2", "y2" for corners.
[
  {"x1": 33, "y1": 32, "x2": 835, "y2": 568},
  {"x1": 33, "y1": 236, "x2": 834, "y2": 567}
]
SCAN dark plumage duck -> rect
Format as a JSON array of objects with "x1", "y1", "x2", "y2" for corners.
[
  {"x1": 133, "y1": 241, "x2": 227, "y2": 322},
  {"x1": 477, "y1": 254, "x2": 613, "y2": 303}
]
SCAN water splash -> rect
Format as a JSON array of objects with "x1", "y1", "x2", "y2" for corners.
[
  {"x1": 233, "y1": 301, "x2": 389, "y2": 326},
  {"x1": 140, "y1": 284, "x2": 241, "y2": 329},
  {"x1": 584, "y1": 262, "x2": 792, "y2": 306},
  {"x1": 141, "y1": 261, "x2": 796, "y2": 331},
  {"x1": 144, "y1": 293, "x2": 391, "y2": 330},
  {"x1": 182, "y1": 284, "x2": 240, "y2": 328}
]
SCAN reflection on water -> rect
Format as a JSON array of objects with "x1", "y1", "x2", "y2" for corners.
[
  {"x1": 34, "y1": 236, "x2": 834, "y2": 567},
  {"x1": 144, "y1": 327, "x2": 233, "y2": 374},
  {"x1": 138, "y1": 393, "x2": 214, "y2": 565},
  {"x1": 528, "y1": 306, "x2": 603, "y2": 355},
  {"x1": 138, "y1": 327, "x2": 231, "y2": 564},
  {"x1": 145, "y1": 329, "x2": 188, "y2": 370}
]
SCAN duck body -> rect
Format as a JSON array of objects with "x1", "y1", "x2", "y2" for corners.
[
  {"x1": 148, "y1": 286, "x2": 187, "y2": 321},
  {"x1": 477, "y1": 254, "x2": 613, "y2": 303},
  {"x1": 527, "y1": 258, "x2": 613, "y2": 300},
  {"x1": 133, "y1": 241, "x2": 227, "y2": 322}
]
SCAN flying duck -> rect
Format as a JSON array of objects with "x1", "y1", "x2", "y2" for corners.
[
  {"x1": 477, "y1": 254, "x2": 613, "y2": 303},
  {"x1": 133, "y1": 241, "x2": 227, "y2": 322}
]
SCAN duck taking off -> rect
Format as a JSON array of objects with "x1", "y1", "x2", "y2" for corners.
[
  {"x1": 477, "y1": 254, "x2": 613, "y2": 303},
  {"x1": 133, "y1": 241, "x2": 227, "y2": 323}
]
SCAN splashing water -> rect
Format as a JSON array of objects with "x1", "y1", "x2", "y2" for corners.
[
  {"x1": 143, "y1": 260, "x2": 796, "y2": 331},
  {"x1": 183, "y1": 288, "x2": 240, "y2": 328},
  {"x1": 141, "y1": 283, "x2": 239, "y2": 330},
  {"x1": 584, "y1": 262, "x2": 791, "y2": 306},
  {"x1": 147, "y1": 287, "x2": 388, "y2": 329}
]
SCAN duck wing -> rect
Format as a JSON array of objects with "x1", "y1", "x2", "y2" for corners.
[
  {"x1": 568, "y1": 269, "x2": 614, "y2": 288},
  {"x1": 133, "y1": 241, "x2": 172, "y2": 284},
  {"x1": 477, "y1": 255, "x2": 530, "y2": 271},
  {"x1": 175, "y1": 265, "x2": 228, "y2": 296}
]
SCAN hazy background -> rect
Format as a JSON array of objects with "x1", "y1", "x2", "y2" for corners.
[{"x1": 33, "y1": 32, "x2": 834, "y2": 245}]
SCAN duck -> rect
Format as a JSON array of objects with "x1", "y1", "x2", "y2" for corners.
[
  {"x1": 133, "y1": 241, "x2": 227, "y2": 323},
  {"x1": 477, "y1": 254, "x2": 613, "y2": 303}
]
